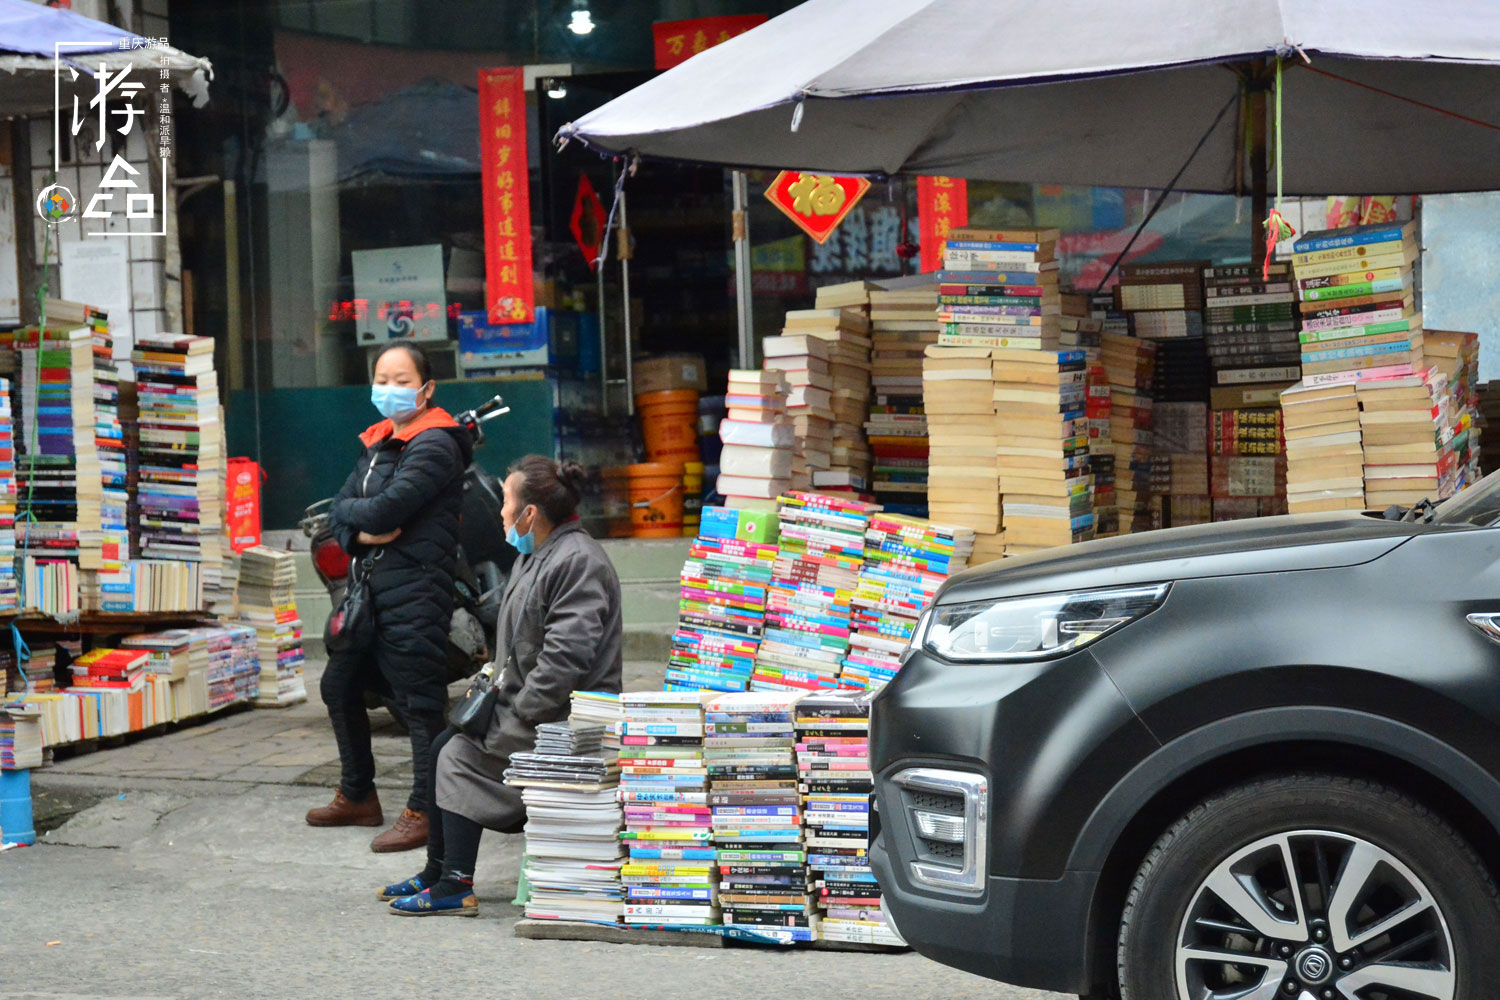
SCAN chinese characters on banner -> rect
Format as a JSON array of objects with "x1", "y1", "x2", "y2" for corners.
[
  {"x1": 917, "y1": 175, "x2": 968, "y2": 272},
  {"x1": 479, "y1": 67, "x2": 534, "y2": 325},
  {"x1": 653, "y1": 16, "x2": 767, "y2": 69},
  {"x1": 764, "y1": 170, "x2": 871, "y2": 246}
]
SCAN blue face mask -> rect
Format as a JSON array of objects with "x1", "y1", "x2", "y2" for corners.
[
  {"x1": 506, "y1": 506, "x2": 536, "y2": 555},
  {"x1": 371, "y1": 383, "x2": 426, "y2": 422}
]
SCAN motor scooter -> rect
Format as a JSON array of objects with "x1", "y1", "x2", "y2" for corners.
[{"x1": 298, "y1": 394, "x2": 516, "y2": 723}]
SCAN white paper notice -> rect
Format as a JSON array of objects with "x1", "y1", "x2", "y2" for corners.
[{"x1": 60, "y1": 239, "x2": 133, "y2": 360}]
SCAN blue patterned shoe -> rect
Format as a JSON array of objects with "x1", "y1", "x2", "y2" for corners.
[
  {"x1": 376, "y1": 875, "x2": 431, "y2": 901},
  {"x1": 389, "y1": 888, "x2": 479, "y2": 917}
]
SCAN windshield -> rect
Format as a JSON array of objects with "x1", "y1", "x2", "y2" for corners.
[{"x1": 1430, "y1": 469, "x2": 1500, "y2": 527}]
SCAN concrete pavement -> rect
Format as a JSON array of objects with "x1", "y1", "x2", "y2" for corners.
[{"x1": 3, "y1": 660, "x2": 1074, "y2": 1000}]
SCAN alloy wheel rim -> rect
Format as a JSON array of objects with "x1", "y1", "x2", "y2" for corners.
[{"x1": 1174, "y1": 829, "x2": 1456, "y2": 1000}]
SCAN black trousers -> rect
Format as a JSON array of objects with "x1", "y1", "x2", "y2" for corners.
[
  {"x1": 321, "y1": 632, "x2": 448, "y2": 814},
  {"x1": 425, "y1": 726, "x2": 484, "y2": 883}
]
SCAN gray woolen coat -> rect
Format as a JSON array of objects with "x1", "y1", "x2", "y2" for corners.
[{"x1": 434, "y1": 518, "x2": 624, "y2": 829}]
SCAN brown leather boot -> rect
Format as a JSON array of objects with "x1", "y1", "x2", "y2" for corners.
[
  {"x1": 305, "y1": 788, "x2": 384, "y2": 828},
  {"x1": 370, "y1": 808, "x2": 428, "y2": 853}
]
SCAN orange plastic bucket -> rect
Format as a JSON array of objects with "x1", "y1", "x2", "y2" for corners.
[
  {"x1": 601, "y1": 466, "x2": 633, "y2": 538},
  {"x1": 637, "y1": 390, "x2": 700, "y2": 463},
  {"x1": 627, "y1": 462, "x2": 685, "y2": 539}
]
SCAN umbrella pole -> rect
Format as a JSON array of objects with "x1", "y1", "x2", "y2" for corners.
[
  {"x1": 731, "y1": 170, "x2": 755, "y2": 368},
  {"x1": 1248, "y1": 58, "x2": 1270, "y2": 263}
]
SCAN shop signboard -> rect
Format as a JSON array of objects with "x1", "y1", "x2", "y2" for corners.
[
  {"x1": 917, "y1": 175, "x2": 968, "y2": 272},
  {"x1": 479, "y1": 67, "x2": 535, "y2": 325},
  {"x1": 652, "y1": 16, "x2": 767, "y2": 70},
  {"x1": 351, "y1": 244, "x2": 448, "y2": 344},
  {"x1": 764, "y1": 171, "x2": 871, "y2": 246},
  {"x1": 457, "y1": 308, "x2": 551, "y2": 370}
]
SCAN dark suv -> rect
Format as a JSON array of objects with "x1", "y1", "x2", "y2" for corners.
[{"x1": 870, "y1": 485, "x2": 1500, "y2": 1000}]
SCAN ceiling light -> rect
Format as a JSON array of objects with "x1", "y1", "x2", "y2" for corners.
[
  {"x1": 546, "y1": 79, "x2": 568, "y2": 99},
  {"x1": 568, "y1": 7, "x2": 594, "y2": 35}
]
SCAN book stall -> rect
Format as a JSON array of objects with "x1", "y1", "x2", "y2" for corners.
[{"x1": 0, "y1": 300, "x2": 308, "y2": 845}]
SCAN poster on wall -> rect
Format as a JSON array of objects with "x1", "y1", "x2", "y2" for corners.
[
  {"x1": 60, "y1": 239, "x2": 133, "y2": 358},
  {"x1": 352, "y1": 244, "x2": 448, "y2": 344},
  {"x1": 479, "y1": 67, "x2": 535, "y2": 325}
]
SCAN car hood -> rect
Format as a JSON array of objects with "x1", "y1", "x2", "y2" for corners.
[{"x1": 937, "y1": 512, "x2": 1428, "y2": 604}]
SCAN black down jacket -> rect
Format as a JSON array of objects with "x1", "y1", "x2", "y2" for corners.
[{"x1": 327, "y1": 406, "x2": 474, "y2": 664}]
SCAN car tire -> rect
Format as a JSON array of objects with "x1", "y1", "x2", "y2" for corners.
[{"x1": 1117, "y1": 773, "x2": 1500, "y2": 1000}]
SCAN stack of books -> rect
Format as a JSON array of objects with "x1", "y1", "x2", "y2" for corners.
[
  {"x1": 237, "y1": 546, "x2": 307, "y2": 707},
  {"x1": 569, "y1": 690, "x2": 622, "y2": 753},
  {"x1": 132, "y1": 333, "x2": 224, "y2": 589},
  {"x1": 1150, "y1": 401, "x2": 1210, "y2": 529},
  {"x1": 669, "y1": 507, "x2": 778, "y2": 693},
  {"x1": 717, "y1": 369, "x2": 793, "y2": 513},
  {"x1": 993, "y1": 349, "x2": 1094, "y2": 555},
  {"x1": 1356, "y1": 372, "x2": 1460, "y2": 508},
  {"x1": 795, "y1": 692, "x2": 899, "y2": 945},
  {"x1": 756, "y1": 493, "x2": 874, "y2": 693},
  {"x1": 119, "y1": 629, "x2": 193, "y2": 682},
  {"x1": 1423, "y1": 331, "x2": 1482, "y2": 491},
  {"x1": 1291, "y1": 222, "x2": 1421, "y2": 386},
  {"x1": 504, "y1": 719, "x2": 625, "y2": 926},
  {"x1": 1118, "y1": 261, "x2": 1207, "y2": 341},
  {"x1": 1204, "y1": 263, "x2": 1301, "y2": 394},
  {"x1": 866, "y1": 283, "x2": 937, "y2": 516},
  {"x1": 937, "y1": 228, "x2": 1062, "y2": 351},
  {"x1": 83, "y1": 305, "x2": 130, "y2": 587},
  {"x1": 1209, "y1": 407, "x2": 1287, "y2": 521},
  {"x1": 1280, "y1": 381, "x2": 1365, "y2": 512},
  {"x1": 618, "y1": 690, "x2": 719, "y2": 928},
  {"x1": 82, "y1": 559, "x2": 202, "y2": 612},
  {"x1": 1100, "y1": 334, "x2": 1157, "y2": 534},
  {"x1": 805, "y1": 299, "x2": 875, "y2": 489},
  {"x1": 923, "y1": 345, "x2": 1003, "y2": 563},
  {"x1": 704, "y1": 691, "x2": 814, "y2": 942},
  {"x1": 842, "y1": 514, "x2": 974, "y2": 690},
  {"x1": 762, "y1": 334, "x2": 832, "y2": 490},
  {"x1": 206, "y1": 547, "x2": 240, "y2": 618},
  {"x1": 0, "y1": 377, "x2": 17, "y2": 611},
  {"x1": 0, "y1": 704, "x2": 44, "y2": 769}
]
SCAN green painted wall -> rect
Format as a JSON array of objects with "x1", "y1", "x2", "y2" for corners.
[{"x1": 227, "y1": 373, "x2": 557, "y2": 530}]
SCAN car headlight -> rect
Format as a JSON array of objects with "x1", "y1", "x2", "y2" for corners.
[{"x1": 923, "y1": 583, "x2": 1170, "y2": 662}]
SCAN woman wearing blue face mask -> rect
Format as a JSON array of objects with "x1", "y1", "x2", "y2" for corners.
[
  {"x1": 380, "y1": 455, "x2": 624, "y2": 916},
  {"x1": 307, "y1": 342, "x2": 471, "y2": 855}
]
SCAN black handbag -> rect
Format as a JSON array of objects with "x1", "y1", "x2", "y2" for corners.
[
  {"x1": 325, "y1": 552, "x2": 378, "y2": 654},
  {"x1": 449, "y1": 652, "x2": 511, "y2": 740}
]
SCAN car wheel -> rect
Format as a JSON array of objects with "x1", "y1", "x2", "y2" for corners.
[{"x1": 1117, "y1": 773, "x2": 1500, "y2": 1000}]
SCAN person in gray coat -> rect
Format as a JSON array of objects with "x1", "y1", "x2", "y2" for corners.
[{"x1": 379, "y1": 455, "x2": 624, "y2": 916}]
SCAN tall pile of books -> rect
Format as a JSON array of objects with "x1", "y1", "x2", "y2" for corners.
[
  {"x1": 86, "y1": 305, "x2": 130, "y2": 589},
  {"x1": 1062, "y1": 307, "x2": 1115, "y2": 534},
  {"x1": 842, "y1": 514, "x2": 973, "y2": 690},
  {"x1": 0, "y1": 703, "x2": 43, "y2": 769},
  {"x1": 1118, "y1": 261, "x2": 1206, "y2": 341},
  {"x1": 1425, "y1": 331, "x2": 1482, "y2": 489},
  {"x1": 0, "y1": 376, "x2": 17, "y2": 612},
  {"x1": 1100, "y1": 334, "x2": 1157, "y2": 533},
  {"x1": 756, "y1": 493, "x2": 874, "y2": 693},
  {"x1": 237, "y1": 546, "x2": 307, "y2": 707},
  {"x1": 1291, "y1": 221, "x2": 1419, "y2": 387},
  {"x1": 14, "y1": 315, "x2": 104, "y2": 613},
  {"x1": 810, "y1": 299, "x2": 875, "y2": 492},
  {"x1": 1150, "y1": 401, "x2": 1210, "y2": 529},
  {"x1": 618, "y1": 690, "x2": 718, "y2": 929},
  {"x1": 1204, "y1": 263, "x2": 1300, "y2": 396},
  {"x1": 938, "y1": 229, "x2": 1062, "y2": 352},
  {"x1": 1356, "y1": 372, "x2": 1460, "y2": 509},
  {"x1": 704, "y1": 691, "x2": 813, "y2": 942},
  {"x1": 762, "y1": 333, "x2": 832, "y2": 491},
  {"x1": 133, "y1": 333, "x2": 224, "y2": 591},
  {"x1": 923, "y1": 345, "x2": 1004, "y2": 563},
  {"x1": 668, "y1": 506, "x2": 778, "y2": 694},
  {"x1": 795, "y1": 691, "x2": 899, "y2": 945},
  {"x1": 717, "y1": 369, "x2": 792, "y2": 513},
  {"x1": 1280, "y1": 381, "x2": 1365, "y2": 513},
  {"x1": 866, "y1": 283, "x2": 937, "y2": 516},
  {"x1": 505, "y1": 716, "x2": 625, "y2": 926},
  {"x1": 994, "y1": 349, "x2": 1095, "y2": 554},
  {"x1": 1209, "y1": 404, "x2": 1287, "y2": 522}
]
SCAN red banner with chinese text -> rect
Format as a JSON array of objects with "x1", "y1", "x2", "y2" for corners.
[
  {"x1": 479, "y1": 68, "x2": 534, "y2": 325},
  {"x1": 653, "y1": 15, "x2": 768, "y2": 69},
  {"x1": 917, "y1": 175, "x2": 968, "y2": 273}
]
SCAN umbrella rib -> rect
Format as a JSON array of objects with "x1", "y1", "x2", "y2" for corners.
[
  {"x1": 1294, "y1": 62, "x2": 1500, "y2": 132},
  {"x1": 1091, "y1": 89, "x2": 1239, "y2": 294}
]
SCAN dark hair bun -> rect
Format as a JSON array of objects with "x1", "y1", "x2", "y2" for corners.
[{"x1": 556, "y1": 460, "x2": 588, "y2": 497}]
